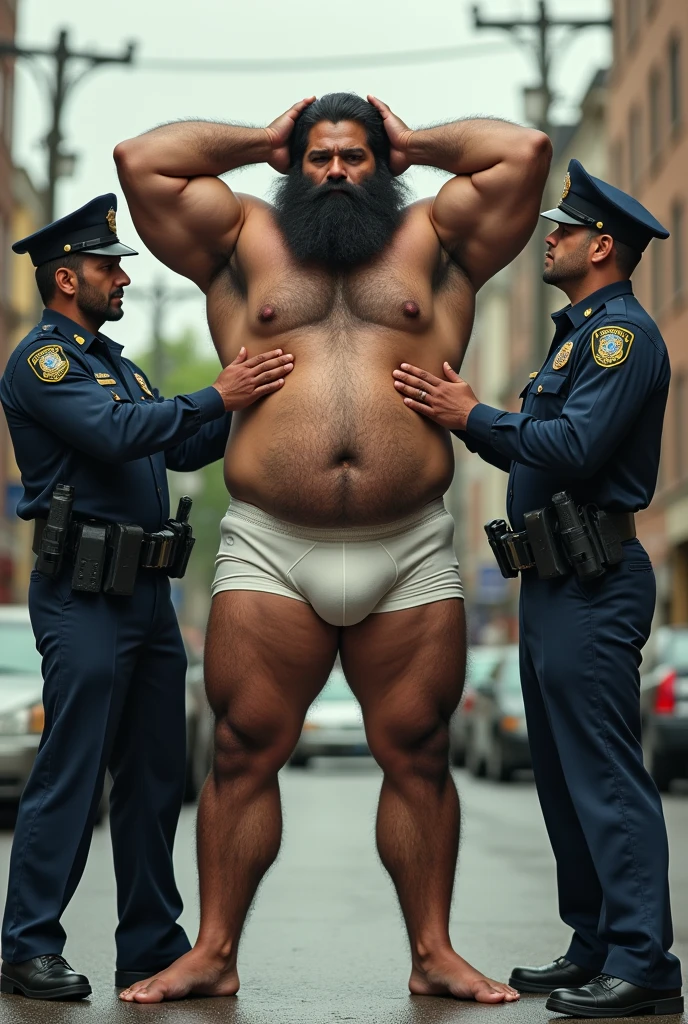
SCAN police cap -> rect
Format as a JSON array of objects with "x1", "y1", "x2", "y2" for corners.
[
  {"x1": 12, "y1": 194, "x2": 138, "y2": 267},
  {"x1": 541, "y1": 159, "x2": 669, "y2": 252}
]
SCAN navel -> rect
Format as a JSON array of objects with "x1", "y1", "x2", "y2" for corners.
[
  {"x1": 259, "y1": 304, "x2": 276, "y2": 322},
  {"x1": 403, "y1": 301, "x2": 420, "y2": 318}
]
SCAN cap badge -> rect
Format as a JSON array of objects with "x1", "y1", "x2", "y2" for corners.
[
  {"x1": 27, "y1": 345, "x2": 69, "y2": 383},
  {"x1": 561, "y1": 172, "x2": 571, "y2": 201},
  {"x1": 134, "y1": 372, "x2": 154, "y2": 397},
  {"x1": 591, "y1": 325, "x2": 634, "y2": 368},
  {"x1": 106, "y1": 208, "x2": 117, "y2": 234},
  {"x1": 552, "y1": 341, "x2": 573, "y2": 370}
]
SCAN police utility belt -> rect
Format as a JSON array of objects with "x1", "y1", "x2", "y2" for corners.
[
  {"x1": 485, "y1": 491, "x2": 636, "y2": 582},
  {"x1": 32, "y1": 483, "x2": 195, "y2": 596}
]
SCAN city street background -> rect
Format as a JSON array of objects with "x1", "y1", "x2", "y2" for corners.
[{"x1": 0, "y1": 765, "x2": 685, "y2": 1023}]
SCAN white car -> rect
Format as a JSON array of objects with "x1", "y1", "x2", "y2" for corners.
[
  {"x1": 289, "y1": 661, "x2": 368, "y2": 767},
  {"x1": 0, "y1": 606, "x2": 47, "y2": 802}
]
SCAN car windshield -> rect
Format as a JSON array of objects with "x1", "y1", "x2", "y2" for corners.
[
  {"x1": 317, "y1": 668, "x2": 355, "y2": 702},
  {"x1": 667, "y1": 631, "x2": 688, "y2": 672},
  {"x1": 0, "y1": 622, "x2": 42, "y2": 675},
  {"x1": 467, "y1": 647, "x2": 502, "y2": 686},
  {"x1": 498, "y1": 649, "x2": 522, "y2": 694}
]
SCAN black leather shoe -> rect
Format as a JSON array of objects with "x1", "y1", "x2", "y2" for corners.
[
  {"x1": 509, "y1": 956, "x2": 599, "y2": 994},
  {"x1": 0, "y1": 955, "x2": 91, "y2": 1000},
  {"x1": 546, "y1": 975, "x2": 684, "y2": 1017}
]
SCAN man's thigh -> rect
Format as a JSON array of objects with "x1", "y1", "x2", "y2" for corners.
[
  {"x1": 340, "y1": 599, "x2": 466, "y2": 745},
  {"x1": 205, "y1": 591, "x2": 339, "y2": 743}
]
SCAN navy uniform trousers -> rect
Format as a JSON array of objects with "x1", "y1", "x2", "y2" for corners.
[
  {"x1": 519, "y1": 538, "x2": 682, "y2": 991},
  {"x1": 1, "y1": 565, "x2": 192, "y2": 971}
]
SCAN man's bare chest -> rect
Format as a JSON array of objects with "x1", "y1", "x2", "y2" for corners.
[{"x1": 212, "y1": 248, "x2": 471, "y2": 342}]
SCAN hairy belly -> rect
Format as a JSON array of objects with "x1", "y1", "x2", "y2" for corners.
[{"x1": 223, "y1": 365, "x2": 454, "y2": 527}]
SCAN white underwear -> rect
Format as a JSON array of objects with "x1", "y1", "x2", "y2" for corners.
[{"x1": 211, "y1": 498, "x2": 463, "y2": 627}]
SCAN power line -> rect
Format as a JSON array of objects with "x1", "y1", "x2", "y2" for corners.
[
  {"x1": 136, "y1": 42, "x2": 514, "y2": 74},
  {"x1": 0, "y1": 29, "x2": 135, "y2": 220},
  {"x1": 472, "y1": 0, "x2": 611, "y2": 364}
]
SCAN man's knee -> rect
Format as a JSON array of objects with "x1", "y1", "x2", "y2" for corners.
[
  {"x1": 366, "y1": 709, "x2": 451, "y2": 782},
  {"x1": 212, "y1": 709, "x2": 301, "y2": 781}
]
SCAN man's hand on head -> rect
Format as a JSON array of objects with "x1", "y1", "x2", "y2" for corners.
[
  {"x1": 265, "y1": 97, "x2": 316, "y2": 173},
  {"x1": 393, "y1": 362, "x2": 479, "y2": 431},
  {"x1": 367, "y1": 96, "x2": 414, "y2": 176},
  {"x1": 213, "y1": 347, "x2": 295, "y2": 412}
]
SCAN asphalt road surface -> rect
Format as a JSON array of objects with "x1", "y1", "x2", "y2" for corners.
[{"x1": 0, "y1": 764, "x2": 685, "y2": 1024}]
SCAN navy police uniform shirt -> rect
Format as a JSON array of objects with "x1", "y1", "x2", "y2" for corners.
[
  {"x1": 461, "y1": 280, "x2": 669, "y2": 531},
  {"x1": 0, "y1": 309, "x2": 232, "y2": 533}
]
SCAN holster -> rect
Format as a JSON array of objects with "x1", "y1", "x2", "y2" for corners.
[{"x1": 485, "y1": 496, "x2": 635, "y2": 582}]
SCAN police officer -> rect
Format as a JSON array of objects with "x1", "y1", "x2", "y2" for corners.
[
  {"x1": 391, "y1": 160, "x2": 684, "y2": 1017},
  {"x1": 0, "y1": 195, "x2": 294, "y2": 1000}
]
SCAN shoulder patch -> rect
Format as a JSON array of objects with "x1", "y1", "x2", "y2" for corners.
[
  {"x1": 591, "y1": 326, "x2": 634, "y2": 368},
  {"x1": 552, "y1": 341, "x2": 573, "y2": 370},
  {"x1": 134, "y1": 372, "x2": 154, "y2": 397},
  {"x1": 27, "y1": 345, "x2": 70, "y2": 383}
]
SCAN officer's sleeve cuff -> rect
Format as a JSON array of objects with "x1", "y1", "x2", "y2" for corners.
[
  {"x1": 466, "y1": 403, "x2": 501, "y2": 443},
  {"x1": 188, "y1": 386, "x2": 226, "y2": 424}
]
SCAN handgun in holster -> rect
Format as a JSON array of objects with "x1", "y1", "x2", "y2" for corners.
[
  {"x1": 551, "y1": 491, "x2": 606, "y2": 580},
  {"x1": 484, "y1": 520, "x2": 520, "y2": 579},
  {"x1": 166, "y1": 496, "x2": 195, "y2": 579},
  {"x1": 36, "y1": 483, "x2": 74, "y2": 577}
]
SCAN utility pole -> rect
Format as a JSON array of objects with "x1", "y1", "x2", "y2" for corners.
[
  {"x1": 127, "y1": 278, "x2": 199, "y2": 384},
  {"x1": 472, "y1": 1, "x2": 611, "y2": 360},
  {"x1": 0, "y1": 28, "x2": 135, "y2": 220}
]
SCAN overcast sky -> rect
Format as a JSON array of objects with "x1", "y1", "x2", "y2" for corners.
[{"x1": 13, "y1": 0, "x2": 611, "y2": 361}]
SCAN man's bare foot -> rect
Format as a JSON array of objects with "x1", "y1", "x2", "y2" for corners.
[
  {"x1": 118, "y1": 949, "x2": 239, "y2": 1003},
  {"x1": 409, "y1": 951, "x2": 520, "y2": 1003}
]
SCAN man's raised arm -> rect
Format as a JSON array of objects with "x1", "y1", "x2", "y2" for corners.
[
  {"x1": 113, "y1": 98, "x2": 314, "y2": 291},
  {"x1": 368, "y1": 97, "x2": 552, "y2": 291}
]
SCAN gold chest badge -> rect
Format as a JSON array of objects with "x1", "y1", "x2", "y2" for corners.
[
  {"x1": 106, "y1": 208, "x2": 117, "y2": 234},
  {"x1": 552, "y1": 341, "x2": 573, "y2": 370},
  {"x1": 591, "y1": 325, "x2": 634, "y2": 368},
  {"x1": 134, "y1": 372, "x2": 154, "y2": 397},
  {"x1": 28, "y1": 345, "x2": 69, "y2": 382}
]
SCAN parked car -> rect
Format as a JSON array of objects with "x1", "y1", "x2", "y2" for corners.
[
  {"x1": 464, "y1": 644, "x2": 531, "y2": 782},
  {"x1": 0, "y1": 605, "x2": 199, "y2": 816},
  {"x1": 289, "y1": 660, "x2": 367, "y2": 767},
  {"x1": 641, "y1": 625, "x2": 688, "y2": 792},
  {"x1": 0, "y1": 606, "x2": 45, "y2": 805},
  {"x1": 449, "y1": 645, "x2": 505, "y2": 766}
]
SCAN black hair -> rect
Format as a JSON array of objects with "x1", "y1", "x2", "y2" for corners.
[
  {"x1": 288, "y1": 92, "x2": 390, "y2": 168},
  {"x1": 35, "y1": 253, "x2": 86, "y2": 305},
  {"x1": 613, "y1": 238, "x2": 643, "y2": 278}
]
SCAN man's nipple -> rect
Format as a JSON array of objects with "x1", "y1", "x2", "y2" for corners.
[
  {"x1": 403, "y1": 301, "x2": 420, "y2": 318},
  {"x1": 259, "y1": 305, "x2": 276, "y2": 322}
]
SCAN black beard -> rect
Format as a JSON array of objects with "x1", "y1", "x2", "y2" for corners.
[
  {"x1": 272, "y1": 164, "x2": 409, "y2": 268},
  {"x1": 76, "y1": 277, "x2": 124, "y2": 323}
]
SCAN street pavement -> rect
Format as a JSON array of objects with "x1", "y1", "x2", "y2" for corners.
[{"x1": 0, "y1": 763, "x2": 685, "y2": 1024}]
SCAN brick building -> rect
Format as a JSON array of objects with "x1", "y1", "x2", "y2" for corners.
[
  {"x1": 608, "y1": 0, "x2": 688, "y2": 624},
  {"x1": 0, "y1": 0, "x2": 17, "y2": 602}
]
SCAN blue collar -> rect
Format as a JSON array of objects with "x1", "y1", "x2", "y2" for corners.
[
  {"x1": 551, "y1": 280, "x2": 634, "y2": 332},
  {"x1": 40, "y1": 308, "x2": 123, "y2": 353}
]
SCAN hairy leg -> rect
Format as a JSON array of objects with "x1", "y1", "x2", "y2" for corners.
[
  {"x1": 120, "y1": 592, "x2": 338, "y2": 1003},
  {"x1": 341, "y1": 600, "x2": 518, "y2": 1003}
]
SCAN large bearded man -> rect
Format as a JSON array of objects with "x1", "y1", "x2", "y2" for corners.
[{"x1": 114, "y1": 93, "x2": 551, "y2": 1004}]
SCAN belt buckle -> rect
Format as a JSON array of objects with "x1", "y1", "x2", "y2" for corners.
[
  {"x1": 505, "y1": 532, "x2": 535, "y2": 572},
  {"x1": 156, "y1": 536, "x2": 173, "y2": 569}
]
